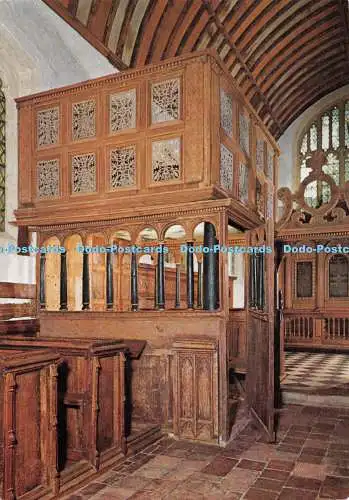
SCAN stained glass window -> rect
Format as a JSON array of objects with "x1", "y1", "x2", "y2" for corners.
[
  {"x1": 298, "y1": 100, "x2": 349, "y2": 208},
  {"x1": 0, "y1": 80, "x2": 5, "y2": 231}
]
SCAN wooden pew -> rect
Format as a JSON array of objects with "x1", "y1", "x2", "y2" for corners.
[
  {"x1": 0, "y1": 349, "x2": 60, "y2": 500},
  {"x1": 0, "y1": 337, "x2": 127, "y2": 493},
  {"x1": 0, "y1": 282, "x2": 37, "y2": 337}
]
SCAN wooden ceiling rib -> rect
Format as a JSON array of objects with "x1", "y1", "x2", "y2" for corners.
[{"x1": 40, "y1": 0, "x2": 349, "y2": 138}]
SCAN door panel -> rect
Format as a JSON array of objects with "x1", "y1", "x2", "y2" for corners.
[{"x1": 246, "y1": 221, "x2": 274, "y2": 440}]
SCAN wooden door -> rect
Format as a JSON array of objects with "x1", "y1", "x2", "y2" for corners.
[{"x1": 246, "y1": 220, "x2": 275, "y2": 441}]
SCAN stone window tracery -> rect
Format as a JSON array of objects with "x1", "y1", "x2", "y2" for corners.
[
  {"x1": 110, "y1": 89, "x2": 136, "y2": 132},
  {"x1": 37, "y1": 106, "x2": 59, "y2": 147},
  {"x1": 152, "y1": 138, "x2": 181, "y2": 183},
  {"x1": 110, "y1": 146, "x2": 136, "y2": 189},
  {"x1": 298, "y1": 99, "x2": 349, "y2": 207},
  {"x1": 37, "y1": 159, "x2": 59, "y2": 199},
  {"x1": 151, "y1": 78, "x2": 180, "y2": 123},
  {"x1": 0, "y1": 81, "x2": 5, "y2": 230},
  {"x1": 220, "y1": 89, "x2": 233, "y2": 138},
  {"x1": 72, "y1": 153, "x2": 96, "y2": 193},
  {"x1": 72, "y1": 100, "x2": 96, "y2": 140},
  {"x1": 220, "y1": 144, "x2": 233, "y2": 191}
]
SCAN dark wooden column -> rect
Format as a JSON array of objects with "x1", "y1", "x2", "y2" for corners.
[
  {"x1": 131, "y1": 253, "x2": 138, "y2": 311},
  {"x1": 154, "y1": 264, "x2": 157, "y2": 308},
  {"x1": 39, "y1": 253, "x2": 46, "y2": 309},
  {"x1": 249, "y1": 254, "x2": 256, "y2": 308},
  {"x1": 186, "y1": 242, "x2": 194, "y2": 309},
  {"x1": 259, "y1": 254, "x2": 265, "y2": 310},
  {"x1": 197, "y1": 261, "x2": 202, "y2": 308},
  {"x1": 203, "y1": 222, "x2": 219, "y2": 310},
  {"x1": 175, "y1": 264, "x2": 181, "y2": 308},
  {"x1": 106, "y1": 249, "x2": 113, "y2": 309},
  {"x1": 82, "y1": 248, "x2": 90, "y2": 310},
  {"x1": 156, "y1": 244, "x2": 165, "y2": 310},
  {"x1": 60, "y1": 250, "x2": 68, "y2": 310}
]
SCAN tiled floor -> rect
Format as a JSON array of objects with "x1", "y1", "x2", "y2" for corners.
[
  {"x1": 283, "y1": 351, "x2": 349, "y2": 389},
  {"x1": 65, "y1": 404, "x2": 349, "y2": 499}
]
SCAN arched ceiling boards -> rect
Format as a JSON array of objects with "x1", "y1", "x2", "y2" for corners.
[{"x1": 41, "y1": 0, "x2": 349, "y2": 138}]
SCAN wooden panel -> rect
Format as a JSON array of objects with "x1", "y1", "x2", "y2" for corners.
[
  {"x1": 0, "y1": 350, "x2": 59, "y2": 499},
  {"x1": 0, "y1": 283, "x2": 36, "y2": 299},
  {"x1": 173, "y1": 339, "x2": 218, "y2": 443},
  {"x1": 296, "y1": 261, "x2": 313, "y2": 298},
  {"x1": 15, "y1": 371, "x2": 42, "y2": 496},
  {"x1": 97, "y1": 356, "x2": 114, "y2": 452}
]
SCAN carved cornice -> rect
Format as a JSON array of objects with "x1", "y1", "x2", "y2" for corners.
[{"x1": 26, "y1": 199, "x2": 231, "y2": 233}]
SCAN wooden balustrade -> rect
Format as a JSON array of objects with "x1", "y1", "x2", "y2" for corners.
[{"x1": 284, "y1": 311, "x2": 349, "y2": 349}]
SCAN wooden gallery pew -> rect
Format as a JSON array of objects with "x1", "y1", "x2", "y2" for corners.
[
  {"x1": 0, "y1": 282, "x2": 38, "y2": 337},
  {"x1": 0, "y1": 338, "x2": 128, "y2": 495},
  {"x1": 0, "y1": 349, "x2": 60, "y2": 500}
]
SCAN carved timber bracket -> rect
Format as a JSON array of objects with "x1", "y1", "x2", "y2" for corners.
[{"x1": 276, "y1": 151, "x2": 349, "y2": 231}]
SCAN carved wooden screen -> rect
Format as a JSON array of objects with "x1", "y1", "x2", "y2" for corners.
[
  {"x1": 246, "y1": 222, "x2": 274, "y2": 440},
  {"x1": 329, "y1": 255, "x2": 349, "y2": 297},
  {"x1": 0, "y1": 80, "x2": 5, "y2": 231}
]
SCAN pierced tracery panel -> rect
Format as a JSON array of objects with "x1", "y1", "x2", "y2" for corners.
[
  {"x1": 37, "y1": 107, "x2": 59, "y2": 147},
  {"x1": 266, "y1": 149, "x2": 274, "y2": 180},
  {"x1": 37, "y1": 159, "x2": 60, "y2": 199},
  {"x1": 256, "y1": 178, "x2": 264, "y2": 215},
  {"x1": 220, "y1": 89, "x2": 233, "y2": 138},
  {"x1": 256, "y1": 140, "x2": 265, "y2": 173},
  {"x1": 72, "y1": 100, "x2": 96, "y2": 141},
  {"x1": 110, "y1": 146, "x2": 136, "y2": 189},
  {"x1": 238, "y1": 163, "x2": 248, "y2": 204},
  {"x1": 72, "y1": 153, "x2": 96, "y2": 194},
  {"x1": 151, "y1": 78, "x2": 180, "y2": 123},
  {"x1": 110, "y1": 89, "x2": 136, "y2": 132},
  {"x1": 239, "y1": 112, "x2": 250, "y2": 156},
  {"x1": 220, "y1": 144, "x2": 233, "y2": 191},
  {"x1": 152, "y1": 138, "x2": 181, "y2": 183}
]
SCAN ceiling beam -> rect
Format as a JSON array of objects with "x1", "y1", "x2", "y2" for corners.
[{"x1": 41, "y1": 0, "x2": 128, "y2": 70}]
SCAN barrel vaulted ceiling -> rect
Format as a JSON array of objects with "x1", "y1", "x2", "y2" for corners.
[{"x1": 41, "y1": 0, "x2": 349, "y2": 138}]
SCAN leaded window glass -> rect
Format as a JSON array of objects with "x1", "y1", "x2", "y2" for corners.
[
  {"x1": 0, "y1": 81, "x2": 4, "y2": 230},
  {"x1": 298, "y1": 99, "x2": 349, "y2": 207}
]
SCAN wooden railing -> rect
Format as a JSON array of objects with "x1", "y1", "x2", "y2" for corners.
[{"x1": 284, "y1": 311, "x2": 349, "y2": 349}]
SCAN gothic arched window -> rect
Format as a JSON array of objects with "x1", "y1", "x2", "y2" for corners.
[
  {"x1": 0, "y1": 80, "x2": 5, "y2": 231},
  {"x1": 329, "y1": 255, "x2": 349, "y2": 298},
  {"x1": 298, "y1": 100, "x2": 348, "y2": 208}
]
